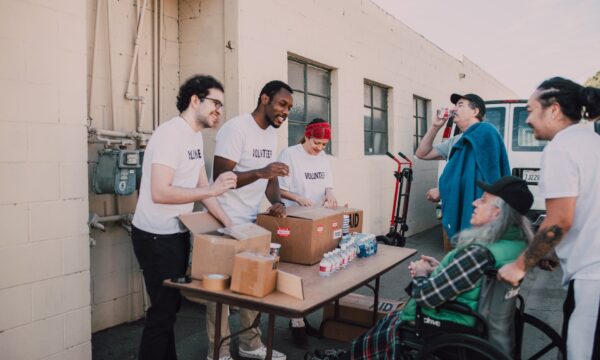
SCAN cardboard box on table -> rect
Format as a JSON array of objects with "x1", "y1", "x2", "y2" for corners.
[
  {"x1": 321, "y1": 293, "x2": 405, "y2": 342},
  {"x1": 256, "y1": 206, "x2": 344, "y2": 265},
  {"x1": 229, "y1": 251, "x2": 305, "y2": 299},
  {"x1": 178, "y1": 212, "x2": 271, "y2": 280},
  {"x1": 336, "y1": 207, "x2": 364, "y2": 233}
]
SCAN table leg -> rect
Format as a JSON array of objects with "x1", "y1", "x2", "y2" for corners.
[
  {"x1": 373, "y1": 276, "x2": 380, "y2": 325},
  {"x1": 213, "y1": 302, "x2": 222, "y2": 360},
  {"x1": 266, "y1": 313, "x2": 275, "y2": 360}
]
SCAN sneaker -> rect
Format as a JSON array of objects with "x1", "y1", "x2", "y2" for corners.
[
  {"x1": 238, "y1": 345, "x2": 286, "y2": 359},
  {"x1": 311, "y1": 348, "x2": 347, "y2": 360},
  {"x1": 291, "y1": 325, "x2": 309, "y2": 349},
  {"x1": 206, "y1": 356, "x2": 234, "y2": 360}
]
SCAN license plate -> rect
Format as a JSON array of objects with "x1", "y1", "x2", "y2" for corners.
[{"x1": 522, "y1": 169, "x2": 540, "y2": 183}]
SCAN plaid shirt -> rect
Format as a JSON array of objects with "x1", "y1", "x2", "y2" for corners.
[
  {"x1": 350, "y1": 245, "x2": 494, "y2": 360},
  {"x1": 411, "y1": 245, "x2": 495, "y2": 308}
]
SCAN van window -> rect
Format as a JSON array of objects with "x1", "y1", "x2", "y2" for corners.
[
  {"x1": 512, "y1": 107, "x2": 548, "y2": 151},
  {"x1": 483, "y1": 107, "x2": 506, "y2": 139}
]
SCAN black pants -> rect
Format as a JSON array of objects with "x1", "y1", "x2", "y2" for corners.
[{"x1": 131, "y1": 225, "x2": 190, "y2": 360}]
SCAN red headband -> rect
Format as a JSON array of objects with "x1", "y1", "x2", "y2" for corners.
[{"x1": 304, "y1": 122, "x2": 331, "y2": 140}]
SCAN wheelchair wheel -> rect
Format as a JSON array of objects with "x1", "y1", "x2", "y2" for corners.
[
  {"x1": 516, "y1": 312, "x2": 565, "y2": 360},
  {"x1": 416, "y1": 333, "x2": 511, "y2": 360}
]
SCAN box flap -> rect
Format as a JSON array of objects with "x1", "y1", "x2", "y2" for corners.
[
  {"x1": 218, "y1": 223, "x2": 272, "y2": 240},
  {"x1": 277, "y1": 270, "x2": 303, "y2": 300},
  {"x1": 282, "y1": 206, "x2": 341, "y2": 220},
  {"x1": 179, "y1": 212, "x2": 223, "y2": 234}
]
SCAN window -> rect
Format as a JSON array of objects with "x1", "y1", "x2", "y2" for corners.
[
  {"x1": 364, "y1": 83, "x2": 388, "y2": 155},
  {"x1": 512, "y1": 107, "x2": 548, "y2": 152},
  {"x1": 413, "y1": 96, "x2": 429, "y2": 153},
  {"x1": 287, "y1": 58, "x2": 331, "y2": 151},
  {"x1": 483, "y1": 107, "x2": 506, "y2": 139}
]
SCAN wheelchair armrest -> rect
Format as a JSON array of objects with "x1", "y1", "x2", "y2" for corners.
[
  {"x1": 415, "y1": 301, "x2": 489, "y2": 339},
  {"x1": 435, "y1": 300, "x2": 474, "y2": 315}
]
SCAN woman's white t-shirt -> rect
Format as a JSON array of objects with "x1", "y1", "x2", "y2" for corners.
[
  {"x1": 132, "y1": 116, "x2": 205, "y2": 234},
  {"x1": 214, "y1": 113, "x2": 277, "y2": 225},
  {"x1": 278, "y1": 144, "x2": 334, "y2": 207},
  {"x1": 539, "y1": 123, "x2": 600, "y2": 286}
]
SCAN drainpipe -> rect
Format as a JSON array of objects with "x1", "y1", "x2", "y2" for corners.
[
  {"x1": 106, "y1": 0, "x2": 117, "y2": 131},
  {"x1": 88, "y1": 0, "x2": 102, "y2": 128},
  {"x1": 125, "y1": 0, "x2": 151, "y2": 135}
]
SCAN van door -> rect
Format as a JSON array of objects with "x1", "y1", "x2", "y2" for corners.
[{"x1": 507, "y1": 104, "x2": 548, "y2": 213}]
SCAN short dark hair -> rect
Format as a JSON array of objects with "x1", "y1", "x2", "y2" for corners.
[
  {"x1": 256, "y1": 80, "x2": 293, "y2": 107},
  {"x1": 176, "y1": 75, "x2": 224, "y2": 113},
  {"x1": 536, "y1": 77, "x2": 600, "y2": 121}
]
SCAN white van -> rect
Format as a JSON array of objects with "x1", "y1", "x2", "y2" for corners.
[{"x1": 437, "y1": 100, "x2": 548, "y2": 225}]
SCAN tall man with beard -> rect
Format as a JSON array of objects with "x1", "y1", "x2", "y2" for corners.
[
  {"x1": 204, "y1": 81, "x2": 293, "y2": 360},
  {"x1": 131, "y1": 75, "x2": 237, "y2": 360}
]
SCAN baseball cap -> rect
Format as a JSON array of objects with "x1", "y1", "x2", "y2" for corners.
[
  {"x1": 451, "y1": 93, "x2": 486, "y2": 119},
  {"x1": 476, "y1": 176, "x2": 533, "y2": 215}
]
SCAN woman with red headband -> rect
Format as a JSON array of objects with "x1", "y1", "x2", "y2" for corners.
[
  {"x1": 278, "y1": 118, "x2": 338, "y2": 209},
  {"x1": 278, "y1": 118, "x2": 338, "y2": 348}
]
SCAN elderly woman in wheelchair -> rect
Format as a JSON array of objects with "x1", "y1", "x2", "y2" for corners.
[{"x1": 306, "y1": 176, "x2": 563, "y2": 360}]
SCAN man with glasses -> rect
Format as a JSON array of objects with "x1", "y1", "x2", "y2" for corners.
[
  {"x1": 204, "y1": 80, "x2": 294, "y2": 360},
  {"x1": 131, "y1": 75, "x2": 237, "y2": 360}
]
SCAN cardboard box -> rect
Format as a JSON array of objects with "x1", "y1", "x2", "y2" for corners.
[
  {"x1": 178, "y1": 212, "x2": 271, "y2": 280},
  {"x1": 230, "y1": 251, "x2": 279, "y2": 298},
  {"x1": 321, "y1": 293, "x2": 404, "y2": 342},
  {"x1": 256, "y1": 207, "x2": 344, "y2": 265},
  {"x1": 337, "y1": 207, "x2": 364, "y2": 233}
]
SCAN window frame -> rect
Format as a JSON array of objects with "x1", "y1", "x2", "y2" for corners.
[
  {"x1": 413, "y1": 95, "x2": 429, "y2": 153},
  {"x1": 363, "y1": 82, "x2": 389, "y2": 155},
  {"x1": 287, "y1": 58, "x2": 332, "y2": 152}
]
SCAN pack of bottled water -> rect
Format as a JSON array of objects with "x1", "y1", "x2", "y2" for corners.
[{"x1": 319, "y1": 233, "x2": 378, "y2": 277}]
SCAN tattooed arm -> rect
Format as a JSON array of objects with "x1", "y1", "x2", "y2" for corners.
[{"x1": 498, "y1": 197, "x2": 575, "y2": 286}]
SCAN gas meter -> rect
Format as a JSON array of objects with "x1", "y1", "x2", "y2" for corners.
[{"x1": 92, "y1": 149, "x2": 141, "y2": 195}]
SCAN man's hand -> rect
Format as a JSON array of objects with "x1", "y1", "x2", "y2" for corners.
[
  {"x1": 408, "y1": 260, "x2": 431, "y2": 278},
  {"x1": 209, "y1": 171, "x2": 237, "y2": 196},
  {"x1": 432, "y1": 111, "x2": 449, "y2": 128},
  {"x1": 425, "y1": 188, "x2": 440, "y2": 203},
  {"x1": 497, "y1": 260, "x2": 526, "y2": 286},
  {"x1": 295, "y1": 196, "x2": 314, "y2": 207},
  {"x1": 322, "y1": 191, "x2": 338, "y2": 208},
  {"x1": 420, "y1": 255, "x2": 440, "y2": 269},
  {"x1": 537, "y1": 251, "x2": 560, "y2": 271},
  {"x1": 267, "y1": 202, "x2": 286, "y2": 218},
  {"x1": 258, "y1": 162, "x2": 289, "y2": 179}
]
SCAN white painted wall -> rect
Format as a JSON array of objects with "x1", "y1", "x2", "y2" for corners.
[
  {"x1": 0, "y1": 0, "x2": 91, "y2": 358},
  {"x1": 221, "y1": 0, "x2": 517, "y2": 235}
]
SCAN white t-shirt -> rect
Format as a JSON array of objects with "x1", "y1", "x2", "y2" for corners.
[
  {"x1": 277, "y1": 144, "x2": 334, "y2": 207},
  {"x1": 539, "y1": 123, "x2": 600, "y2": 286},
  {"x1": 132, "y1": 116, "x2": 205, "y2": 234},
  {"x1": 214, "y1": 113, "x2": 277, "y2": 224}
]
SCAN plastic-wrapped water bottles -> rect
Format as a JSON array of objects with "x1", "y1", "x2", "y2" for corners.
[{"x1": 319, "y1": 253, "x2": 332, "y2": 277}]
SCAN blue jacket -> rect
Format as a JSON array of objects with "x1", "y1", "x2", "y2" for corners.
[{"x1": 439, "y1": 122, "x2": 510, "y2": 241}]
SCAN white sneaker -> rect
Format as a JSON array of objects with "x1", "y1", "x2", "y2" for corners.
[
  {"x1": 206, "y1": 355, "x2": 234, "y2": 360},
  {"x1": 238, "y1": 345, "x2": 286, "y2": 359}
]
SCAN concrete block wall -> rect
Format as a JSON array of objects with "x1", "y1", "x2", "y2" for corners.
[
  {"x1": 86, "y1": 0, "x2": 180, "y2": 332},
  {"x1": 0, "y1": 0, "x2": 91, "y2": 359}
]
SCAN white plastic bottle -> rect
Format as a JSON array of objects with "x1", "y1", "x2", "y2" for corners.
[{"x1": 319, "y1": 253, "x2": 331, "y2": 277}]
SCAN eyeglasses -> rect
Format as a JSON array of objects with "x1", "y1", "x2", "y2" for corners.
[{"x1": 202, "y1": 97, "x2": 224, "y2": 110}]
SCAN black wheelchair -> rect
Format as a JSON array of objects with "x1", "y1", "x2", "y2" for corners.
[{"x1": 398, "y1": 271, "x2": 565, "y2": 360}]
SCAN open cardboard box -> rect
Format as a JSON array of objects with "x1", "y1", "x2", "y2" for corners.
[
  {"x1": 230, "y1": 251, "x2": 304, "y2": 299},
  {"x1": 256, "y1": 206, "x2": 344, "y2": 265},
  {"x1": 178, "y1": 212, "x2": 271, "y2": 280}
]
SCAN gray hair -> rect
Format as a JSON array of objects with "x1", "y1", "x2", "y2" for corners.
[{"x1": 454, "y1": 197, "x2": 533, "y2": 247}]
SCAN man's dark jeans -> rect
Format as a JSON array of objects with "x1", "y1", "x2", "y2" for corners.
[{"x1": 131, "y1": 225, "x2": 190, "y2": 360}]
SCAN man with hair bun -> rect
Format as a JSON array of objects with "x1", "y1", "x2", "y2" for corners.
[{"x1": 498, "y1": 77, "x2": 600, "y2": 359}]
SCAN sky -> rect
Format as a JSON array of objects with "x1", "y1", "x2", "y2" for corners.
[{"x1": 370, "y1": 0, "x2": 600, "y2": 98}]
